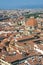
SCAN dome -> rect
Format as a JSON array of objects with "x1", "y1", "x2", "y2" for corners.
[{"x1": 25, "y1": 18, "x2": 37, "y2": 27}]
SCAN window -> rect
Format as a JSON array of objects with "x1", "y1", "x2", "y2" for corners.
[{"x1": 30, "y1": 27, "x2": 32, "y2": 29}]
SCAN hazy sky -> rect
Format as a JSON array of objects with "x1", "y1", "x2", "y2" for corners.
[{"x1": 0, "y1": 0, "x2": 43, "y2": 9}]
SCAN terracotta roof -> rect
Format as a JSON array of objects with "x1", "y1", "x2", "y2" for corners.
[{"x1": 25, "y1": 18, "x2": 37, "y2": 26}]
